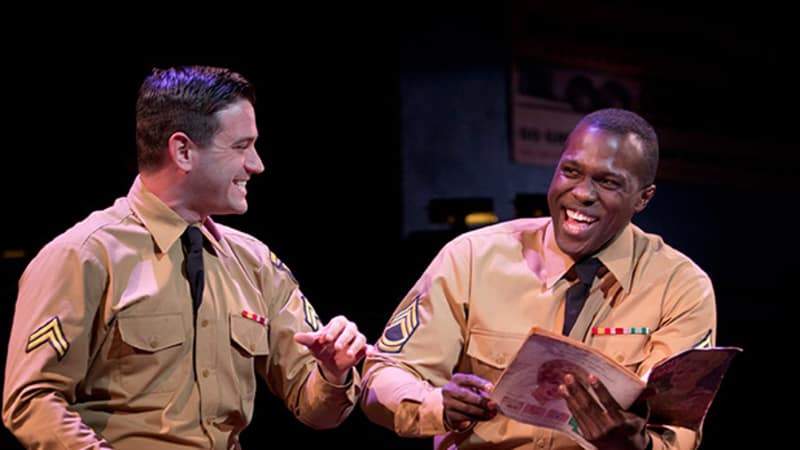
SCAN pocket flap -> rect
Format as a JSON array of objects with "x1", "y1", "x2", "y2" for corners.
[
  {"x1": 466, "y1": 330, "x2": 525, "y2": 370},
  {"x1": 592, "y1": 333, "x2": 648, "y2": 370},
  {"x1": 118, "y1": 314, "x2": 185, "y2": 352},
  {"x1": 230, "y1": 314, "x2": 270, "y2": 356}
]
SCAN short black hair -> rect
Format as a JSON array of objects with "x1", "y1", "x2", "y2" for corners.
[
  {"x1": 575, "y1": 108, "x2": 659, "y2": 186},
  {"x1": 135, "y1": 66, "x2": 256, "y2": 172}
]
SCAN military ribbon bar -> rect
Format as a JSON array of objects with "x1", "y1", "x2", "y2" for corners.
[
  {"x1": 592, "y1": 327, "x2": 649, "y2": 335},
  {"x1": 242, "y1": 310, "x2": 267, "y2": 325}
]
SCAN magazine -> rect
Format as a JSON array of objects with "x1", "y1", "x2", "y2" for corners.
[{"x1": 489, "y1": 327, "x2": 741, "y2": 450}]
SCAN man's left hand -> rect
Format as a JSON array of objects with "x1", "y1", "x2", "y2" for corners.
[
  {"x1": 294, "y1": 315, "x2": 367, "y2": 384},
  {"x1": 560, "y1": 373, "x2": 651, "y2": 450}
]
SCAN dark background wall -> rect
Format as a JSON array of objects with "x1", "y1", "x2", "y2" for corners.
[{"x1": 1, "y1": 3, "x2": 786, "y2": 448}]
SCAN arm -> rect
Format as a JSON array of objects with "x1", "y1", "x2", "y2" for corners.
[
  {"x1": 2, "y1": 242, "x2": 112, "y2": 449},
  {"x1": 643, "y1": 265, "x2": 716, "y2": 450},
  {"x1": 294, "y1": 315, "x2": 367, "y2": 385},
  {"x1": 257, "y1": 264, "x2": 363, "y2": 429},
  {"x1": 360, "y1": 240, "x2": 474, "y2": 436}
]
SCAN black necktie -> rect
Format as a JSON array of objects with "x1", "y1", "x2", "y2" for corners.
[
  {"x1": 563, "y1": 257, "x2": 602, "y2": 336},
  {"x1": 182, "y1": 226, "x2": 205, "y2": 317}
]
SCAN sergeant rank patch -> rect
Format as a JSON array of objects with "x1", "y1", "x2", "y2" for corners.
[
  {"x1": 377, "y1": 294, "x2": 421, "y2": 353},
  {"x1": 301, "y1": 294, "x2": 320, "y2": 331},
  {"x1": 26, "y1": 316, "x2": 69, "y2": 360}
]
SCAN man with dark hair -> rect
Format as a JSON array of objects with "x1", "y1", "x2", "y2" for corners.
[
  {"x1": 361, "y1": 108, "x2": 715, "y2": 449},
  {"x1": 3, "y1": 65, "x2": 367, "y2": 449}
]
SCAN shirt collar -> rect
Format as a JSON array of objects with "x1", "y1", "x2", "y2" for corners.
[
  {"x1": 541, "y1": 220, "x2": 636, "y2": 293},
  {"x1": 202, "y1": 216, "x2": 232, "y2": 257},
  {"x1": 127, "y1": 176, "x2": 231, "y2": 257},
  {"x1": 595, "y1": 223, "x2": 636, "y2": 294},
  {"x1": 541, "y1": 220, "x2": 574, "y2": 288}
]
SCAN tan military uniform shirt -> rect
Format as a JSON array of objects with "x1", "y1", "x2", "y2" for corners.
[
  {"x1": 361, "y1": 218, "x2": 715, "y2": 450},
  {"x1": 3, "y1": 176, "x2": 359, "y2": 449}
]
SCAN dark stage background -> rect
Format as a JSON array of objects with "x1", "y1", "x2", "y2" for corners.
[{"x1": 1, "y1": 3, "x2": 787, "y2": 448}]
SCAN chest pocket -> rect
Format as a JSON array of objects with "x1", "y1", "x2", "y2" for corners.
[
  {"x1": 591, "y1": 334, "x2": 649, "y2": 374},
  {"x1": 230, "y1": 314, "x2": 270, "y2": 357},
  {"x1": 230, "y1": 314, "x2": 270, "y2": 397},
  {"x1": 464, "y1": 329, "x2": 525, "y2": 384},
  {"x1": 115, "y1": 313, "x2": 186, "y2": 394}
]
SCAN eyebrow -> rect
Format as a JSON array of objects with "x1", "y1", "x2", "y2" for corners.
[
  {"x1": 562, "y1": 159, "x2": 629, "y2": 182},
  {"x1": 231, "y1": 136, "x2": 257, "y2": 146}
]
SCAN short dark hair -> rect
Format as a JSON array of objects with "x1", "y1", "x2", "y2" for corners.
[
  {"x1": 135, "y1": 66, "x2": 256, "y2": 172},
  {"x1": 574, "y1": 108, "x2": 659, "y2": 186}
]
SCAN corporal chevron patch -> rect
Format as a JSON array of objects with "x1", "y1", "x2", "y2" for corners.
[
  {"x1": 26, "y1": 316, "x2": 69, "y2": 360},
  {"x1": 301, "y1": 294, "x2": 320, "y2": 331},
  {"x1": 377, "y1": 295, "x2": 421, "y2": 353}
]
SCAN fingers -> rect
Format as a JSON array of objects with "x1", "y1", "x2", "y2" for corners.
[
  {"x1": 345, "y1": 332, "x2": 367, "y2": 359},
  {"x1": 321, "y1": 315, "x2": 348, "y2": 345},
  {"x1": 451, "y1": 373, "x2": 495, "y2": 395},
  {"x1": 444, "y1": 397, "x2": 492, "y2": 425},
  {"x1": 293, "y1": 331, "x2": 317, "y2": 347},
  {"x1": 559, "y1": 373, "x2": 634, "y2": 443},
  {"x1": 443, "y1": 373, "x2": 497, "y2": 425},
  {"x1": 294, "y1": 316, "x2": 367, "y2": 385},
  {"x1": 297, "y1": 315, "x2": 367, "y2": 370},
  {"x1": 587, "y1": 374, "x2": 623, "y2": 419},
  {"x1": 560, "y1": 373, "x2": 603, "y2": 412},
  {"x1": 294, "y1": 315, "x2": 348, "y2": 347},
  {"x1": 295, "y1": 315, "x2": 365, "y2": 354},
  {"x1": 323, "y1": 315, "x2": 366, "y2": 357},
  {"x1": 560, "y1": 373, "x2": 604, "y2": 437}
]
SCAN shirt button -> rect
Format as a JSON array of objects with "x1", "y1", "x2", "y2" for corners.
[
  {"x1": 537, "y1": 438, "x2": 546, "y2": 447},
  {"x1": 496, "y1": 353, "x2": 506, "y2": 365},
  {"x1": 149, "y1": 338, "x2": 158, "y2": 348},
  {"x1": 201, "y1": 319, "x2": 209, "y2": 327},
  {"x1": 249, "y1": 343, "x2": 256, "y2": 352},
  {"x1": 616, "y1": 354, "x2": 625, "y2": 363},
  {"x1": 206, "y1": 417, "x2": 214, "y2": 425},
  {"x1": 202, "y1": 369, "x2": 210, "y2": 378}
]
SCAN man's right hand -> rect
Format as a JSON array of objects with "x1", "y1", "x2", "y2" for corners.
[{"x1": 442, "y1": 373, "x2": 497, "y2": 431}]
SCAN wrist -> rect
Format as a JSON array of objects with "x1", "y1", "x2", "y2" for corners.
[
  {"x1": 443, "y1": 411, "x2": 475, "y2": 433},
  {"x1": 319, "y1": 364, "x2": 350, "y2": 386}
]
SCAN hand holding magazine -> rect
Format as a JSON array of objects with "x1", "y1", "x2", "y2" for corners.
[{"x1": 489, "y1": 327, "x2": 741, "y2": 450}]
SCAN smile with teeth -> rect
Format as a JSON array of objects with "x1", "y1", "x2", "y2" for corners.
[
  {"x1": 234, "y1": 180, "x2": 247, "y2": 192},
  {"x1": 564, "y1": 208, "x2": 597, "y2": 233}
]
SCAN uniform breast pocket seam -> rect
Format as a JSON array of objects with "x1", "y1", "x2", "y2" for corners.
[
  {"x1": 230, "y1": 313, "x2": 270, "y2": 357},
  {"x1": 466, "y1": 329, "x2": 526, "y2": 372},
  {"x1": 117, "y1": 313, "x2": 186, "y2": 352},
  {"x1": 591, "y1": 334, "x2": 649, "y2": 368}
]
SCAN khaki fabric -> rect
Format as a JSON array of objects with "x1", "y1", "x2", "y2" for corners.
[
  {"x1": 362, "y1": 218, "x2": 715, "y2": 450},
  {"x1": 4, "y1": 176, "x2": 359, "y2": 449}
]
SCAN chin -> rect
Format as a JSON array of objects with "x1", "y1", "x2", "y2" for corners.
[
  {"x1": 555, "y1": 235, "x2": 581, "y2": 256},
  {"x1": 226, "y1": 198, "x2": 249, "y2": 215}
]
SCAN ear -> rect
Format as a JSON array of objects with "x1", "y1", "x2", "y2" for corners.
[
  {"x1": 634, "y1": 184, "x2": 656, "y2": 213},
  {"x1": 167, "y1": 132, "x2": 194, "y2": 172}
]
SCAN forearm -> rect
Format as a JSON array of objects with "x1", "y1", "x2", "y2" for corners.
[
  {"x1": 3, "y1": 390, "x2": 111, "y2": 449},
  {"x1": 361, "y1": 365, "x2": 447, "y2": 437},
  {"x1": 294, "y1": 363, "x2": 359, "y2": 429},
  {"x1": 3, "y1": 246, "x2": 107, "y2": 448}
]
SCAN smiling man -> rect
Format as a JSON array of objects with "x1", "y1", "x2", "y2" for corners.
[
  {"x1": 3, "y1": 66, "x2": 367, "y2": 449},
  {"x1": 361, "y1": 108, "x2": 716, "y2": 450}
]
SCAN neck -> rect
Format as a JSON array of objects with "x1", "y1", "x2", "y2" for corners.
[{"x1": 140, "y1": 170, "x2": 205, "y2": 224}]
